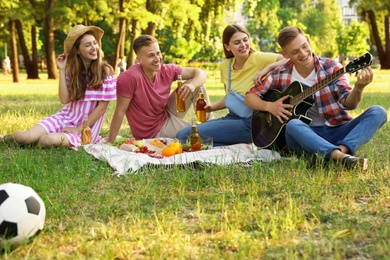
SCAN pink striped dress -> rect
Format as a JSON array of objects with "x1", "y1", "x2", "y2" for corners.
[{"x1": 38, "y1": 75, "x2": 116, "y2": 147}]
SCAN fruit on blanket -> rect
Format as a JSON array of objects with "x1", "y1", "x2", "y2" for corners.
[
  {"x1": 168, "y1": 141, "x2": 182, "y2": 154},
  {"x1": 150, "y1": 138, "x2": 166, "y2": 148},
  {"x1": 133, "y1": 140, "x2": 144, "y2": 148},
  {"x1": 119, "y1": 143, "x2": 138, "y2": 152},
  {"x1": 138, "y1": 146, "x2": 149, "y2": 153},
  {"x1": 123, "y1": 139, "x2": 134, "y2": 144},
  {"x1": 113, "y1": 137, "x2": 131, "y2": 147},
  {"x1": 161, "y1": 147, "x2": 176, "y2": 157}
]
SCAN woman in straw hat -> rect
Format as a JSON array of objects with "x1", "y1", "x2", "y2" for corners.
[{"x1": 6, "y1": 24, "x2": 116, "y2": 148}]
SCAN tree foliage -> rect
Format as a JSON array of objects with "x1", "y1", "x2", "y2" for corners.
[
  {"x1": 336, "y1": 20, "x2": 370, "y2": 58},
  {"x1": 0, "y1": 0, "x2": 389, "y2": 81},
  {"x1": 350, "y1": 0, "x2": 390, "y2": 69},
  {"x1": 243, "y1": 0, "x2": 281, "y2": 52},
  {"x1": 243, "y1": 0, "x2": 342, "y2": 56}
]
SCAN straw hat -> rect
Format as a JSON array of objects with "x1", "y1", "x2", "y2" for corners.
[{"x1": 63, "y1": 24, "x2": 104, "y2": 54}]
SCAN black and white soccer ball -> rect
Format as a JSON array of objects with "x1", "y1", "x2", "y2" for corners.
[{"x1": 0, "y1": 183, "x2": 46, "y2": 247}]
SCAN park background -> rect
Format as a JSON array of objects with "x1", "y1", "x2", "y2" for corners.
[
  {"x1": 0, "y1": 0, "x2": 389, "y2": 82},
  {"x1": 0, "y1": 0, "x2": 390, "y2": 258}
]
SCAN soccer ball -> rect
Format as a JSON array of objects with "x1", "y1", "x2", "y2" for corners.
[{"x1": 0, "y1": 183, "x2": 46, "y2": 248}]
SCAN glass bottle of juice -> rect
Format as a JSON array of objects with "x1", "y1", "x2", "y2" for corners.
[
  {"x1": 196, "y1": 87, "x2": 206, "y2": 124},
  {"x1": 175, "y1": 74, "x2": 186, "y2": 112},
  {"x1": 81, "y1": 113, "x2": 92, "y2": 145},
  {"x1": 189, "y1": 118, "x2": 201, "y2": 152}
]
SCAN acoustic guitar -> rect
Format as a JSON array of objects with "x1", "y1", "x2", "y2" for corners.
[{"x1": 251, "y1": 52, "x2": 373, "y2": 151}]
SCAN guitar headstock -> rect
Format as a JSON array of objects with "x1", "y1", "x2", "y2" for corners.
[{"x1": 345, "y1": 52, "x2": 373, "y2": 74}]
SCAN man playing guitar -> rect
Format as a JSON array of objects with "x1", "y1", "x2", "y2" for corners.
[{"x1": 245, "y1": 26, "x2": 387, "y2": 170}]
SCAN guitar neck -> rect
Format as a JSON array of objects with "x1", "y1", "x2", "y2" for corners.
[{"x1": 291, "y1": 68, "x2": 345, "y2": 105}]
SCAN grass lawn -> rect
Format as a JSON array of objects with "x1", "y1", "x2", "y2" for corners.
[{"x1": 0, "y1": 70, "x2": 389, "y2": 259}]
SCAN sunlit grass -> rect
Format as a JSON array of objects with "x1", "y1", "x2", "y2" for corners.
[{"x1": 0, "y1": 70, "x2": 389, "y2": 258}]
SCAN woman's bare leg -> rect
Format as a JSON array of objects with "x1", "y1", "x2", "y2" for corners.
[
  {"x1": 38, "y1": 133, "x2": 71, "y2": 148},
  {"x1": 12, "y1": 124, "x2": 48, "y2": 144}
]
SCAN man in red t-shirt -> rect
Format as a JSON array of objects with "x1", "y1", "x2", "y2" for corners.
[{"x1": 107, "y1": 35, "x2": 213, "y2": 142}]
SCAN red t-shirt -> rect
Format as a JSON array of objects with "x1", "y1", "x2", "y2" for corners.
[{"x1": 117, "y1": 63, "x2": 182, "y2": 139}]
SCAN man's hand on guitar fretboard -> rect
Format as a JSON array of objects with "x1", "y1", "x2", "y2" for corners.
[{"x1": 354, "y1": 67, "x2": 374, "y2": 90}]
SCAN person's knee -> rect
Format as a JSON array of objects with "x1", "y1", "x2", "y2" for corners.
[
  {"x1": 285, "y1": 119, "x2": 303, "y2": 134},
  {"x1": 37, "y1": 135, "x2": 52, "y2": 147},
  {"x1": 38, "y1": 134, "x2": 66, "y2": 147},
  {"x1": 372, "y1": 105, "x2": 388, "y2": 123},
  {"x1": 176, "y1": 127, "x2": 190, "y2": 139},
  {"x1": 363, "y1": 106, "x2": 388, "y2": 128}
]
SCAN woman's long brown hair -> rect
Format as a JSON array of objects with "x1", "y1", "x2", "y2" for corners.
[
  {"x1": 66, "y1": 32, "x2": 111, "y2": 101},
  {"x1": 222, "y1": 25, "x2": 255, "y2": 59}
]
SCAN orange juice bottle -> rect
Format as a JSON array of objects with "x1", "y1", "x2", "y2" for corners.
[
  {"x1": 196, "y1": 87, "x2": 206, "y2": 123},
  {"x1": 81, "y1": 113, "x2": 92, "y2": 145},
  {"x1": 175, "y1": 74, "x2": 186, "y2": 112},
  {"x1": 189, "y1": 118, "x2": 201, "y2": 152}
]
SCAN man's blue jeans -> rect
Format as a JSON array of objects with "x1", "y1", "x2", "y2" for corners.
[
  {"x1": 176, "y1": 112, "x2": 252, "y2": 146},
  {"x1": 285, "y1": 105, "x2": 387, "y2": 158}
]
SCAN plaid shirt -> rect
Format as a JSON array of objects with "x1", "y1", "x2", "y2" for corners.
[{"x1": 247, "y1": 54, "x2": 353, "y2": 126}]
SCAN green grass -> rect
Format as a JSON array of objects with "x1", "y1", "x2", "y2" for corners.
[{"x1": 0, "y1": 71, "x2": 389, "y2": 259}]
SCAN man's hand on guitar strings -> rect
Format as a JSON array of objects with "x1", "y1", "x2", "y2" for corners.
[
  {"x1": 354, "y1": 67, "x2": 373, "y2": 89},
  {"x1": 269, "y1": 95, "x2": 294, "y2": 124}
]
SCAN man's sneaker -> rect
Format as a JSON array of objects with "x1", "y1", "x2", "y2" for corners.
[{"x1": 341, "y1": 155, "x2": 368, "y2": 170}]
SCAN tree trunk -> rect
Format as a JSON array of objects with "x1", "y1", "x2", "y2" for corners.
[
  {"x1": 141, "y1": 0, "x2": 156, "y2": 36},
  {"x1": 29, "y1": 0, "x2": 40, "y2": 78},
  {"x1": 128, "y1": 19, "x2": 137, "y2": 67},
  {"x1": 119, "y1": 19, "x2": 126, "y2": 58},
  {"x1": 15, "y1": 20, "x2": 39, "y2": 79},
  {"x1": 113, "y1": 0, "x2": 126, "y2": 71},
  {"x1": 384, "y1": 15, "x2": 390, "y2": 69},
  {"x1": 31, "y1": 24, "x2": 40, "y2": 78},
  {"x1": 44, "y1": 0, "x2": 58, "y2": 79},
  {"x1": 142, "y1": 22, "x2": 156, "y2": 36},
  {"x1": 9, "y1": 20, "x2": 19, "y2": 83},
  {"x1": 367, "y1": 10, "x2": 390, "y2": 69}
]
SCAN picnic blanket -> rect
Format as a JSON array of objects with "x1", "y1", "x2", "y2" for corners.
[{"x1": 83, "y1": 142, "x2": 281, "y2": 176}]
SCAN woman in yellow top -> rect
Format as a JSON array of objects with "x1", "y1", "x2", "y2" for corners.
[{"x1": 176, "y1": 24, "x2": 286, "y2": 146}]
